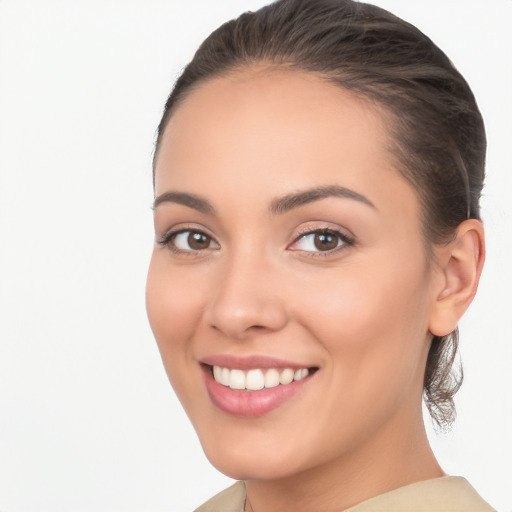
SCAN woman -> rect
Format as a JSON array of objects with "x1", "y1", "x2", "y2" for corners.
[{"x1": 146, "y1": 0, "x2": 493, "y2": 510}]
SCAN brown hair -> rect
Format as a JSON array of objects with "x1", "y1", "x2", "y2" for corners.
[{"x1": 153, "y1": 0, "x2": 486, "y2": 428}]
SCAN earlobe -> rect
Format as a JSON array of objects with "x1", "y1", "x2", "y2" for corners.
[{"x1": 429, "y1": 219, "x2": 485, "y2": 337}]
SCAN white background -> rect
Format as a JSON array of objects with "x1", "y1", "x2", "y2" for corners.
[{"x1": 0, "y1": 1, "x2": 510, "y2": 511}]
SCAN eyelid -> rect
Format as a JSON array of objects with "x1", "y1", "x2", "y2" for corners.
[
  {"x1": 157, "y1": 224, "x2": 220, "y2": 253},
  {"x1": 288, "y1": 224, "x2": 355, "y2": 255},
  {"x1": 157, "y1": 222, "x2": 213, "y2": 241}
]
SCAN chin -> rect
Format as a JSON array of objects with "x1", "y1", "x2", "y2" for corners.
[
  {"x1": 205, "y1": 451, "x2": 303, "y2": 481},
  {"x1": 197, "y1": 426, "x2": 319, "y2": 482}
]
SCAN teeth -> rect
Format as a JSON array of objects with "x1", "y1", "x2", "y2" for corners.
[
  {"x1": 264, "y1": 368, "x2": 280, "y2": 388},
  {"x1": 279, "y1": 368, "x2": 294, "y2": 385},
  {"x1": 246, "y1": 369, "x2": 265, "y2": 391},
  {"x1": 212, "y1": 365, "x2": 310, "y2": 390},
  {"x1": 220, "y1": 367, "x2": 230, "y2": 386},
  {"x1": 294, "y1": 368, "x2": 308, "y2": 381},
  {"x1": 230, "y1": 369, "x2": 246, "y2": 390}
]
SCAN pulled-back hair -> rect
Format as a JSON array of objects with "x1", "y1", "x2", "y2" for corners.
[{"x1": 154, "y1": 0, "x2": 486, "y2": 428}]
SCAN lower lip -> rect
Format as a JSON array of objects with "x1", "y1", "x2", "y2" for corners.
[{"x1": 203, "y1": 366, "x2": 314, "y2": 417}]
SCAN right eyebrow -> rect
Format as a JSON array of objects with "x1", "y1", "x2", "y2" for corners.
[
  {"x1": 269, "y1": 185, "x2": 376, "y2": 215},
  {"x1": 152, "y1": 191, "x2": 216, "y2": 215}
]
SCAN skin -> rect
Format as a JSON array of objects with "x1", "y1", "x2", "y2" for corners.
[{"x1": 146, "y1": 68, "x2": 484, "y2": 512}]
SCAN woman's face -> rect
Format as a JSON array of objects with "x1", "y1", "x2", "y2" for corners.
[{"x1": 146, "y1": 69, "x2": 440, "y2": 480}]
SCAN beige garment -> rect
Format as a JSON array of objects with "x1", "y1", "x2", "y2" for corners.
[{"x1": 194, "y1": 476, "x2": 496, "y2": 512}]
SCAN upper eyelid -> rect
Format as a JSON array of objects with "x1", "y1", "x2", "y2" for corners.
[
  {"x1": 288, "y1": 225, "x2": 355, "y2": 253},
  {"x1": 293, "y1": 230, "x2": 352, "y2": 244},
  {"x1": 158, "y1": 229, "x2": 221, "y2": 258},
  {"x1": 159, "y1": 222, "x2": 215, "y2": 236},
  {"x1": 292, "y1": 223, "x2": 355, "y2": 241},
  {"x1": 158, "y1": 225, "x2": 218, "y2": 245}
]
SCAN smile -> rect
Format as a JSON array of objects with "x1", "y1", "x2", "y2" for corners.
[
  {"x1": 212, "y1": 366, "x2": 310, "y2": 391},
  {"x1": 203, "y1": 361, "x2": 318, "y2": 417}
]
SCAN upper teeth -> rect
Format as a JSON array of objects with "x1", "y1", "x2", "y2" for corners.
[{"x1": 213, "y1": 366, "x2": 309, "y2": 391}]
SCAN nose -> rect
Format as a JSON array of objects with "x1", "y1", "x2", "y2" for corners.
[{"x1": 205, "y1": 254, "x2": 288, "y2": 340}]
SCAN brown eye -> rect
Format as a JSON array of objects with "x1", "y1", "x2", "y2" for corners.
[
  {"x1": 314, "y1": 233, "x2": 339, "y2": 251},
  {"x1": 168, "y1": 230, "x2": 219, "y2": 252},
  {"x1": 289, "y1": 229, "x2": 352, "y2": 254},
  {"x1": 187, "y1": 232, "x2": 211, "y2": 250}
]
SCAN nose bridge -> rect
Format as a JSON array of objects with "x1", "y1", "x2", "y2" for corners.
[{"x1": 206, "y1": 245, "x2": 288, "y2": 339}]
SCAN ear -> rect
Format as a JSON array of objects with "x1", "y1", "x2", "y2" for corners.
[{"x1": 429, "y1": 219, "x2": 485, "y2": 337}]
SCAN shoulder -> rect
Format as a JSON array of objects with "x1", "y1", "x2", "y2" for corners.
[
  {"x1": 193, "y1": 477, "x2": 495, "y2": 512},
  {"x1": 344, "y1": 476, "x2": 496, "y2": 512},
  {"x1": 194, "y1": 481, "x2": 246, "y2": 512}
]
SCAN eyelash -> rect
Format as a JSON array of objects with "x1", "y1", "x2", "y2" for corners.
[
  {"x1": 157, "y1": 227, "x2": 219, "y2": 255},
  {"x1": 289, "y1": 227, "x2": 355, "y2": 257},
  {"x1": 157, "y1": 226, "x2": 355, "y2": 257}
]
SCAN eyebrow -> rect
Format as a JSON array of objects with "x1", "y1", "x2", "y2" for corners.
[
  {"x1": 152, "y1": 185, "x2": 375, "y2": 215},
  {"x1": 152, "y1": 191, "x2": 216, "y2": 214},
  {"x1": 270, "y1": 185, "x2": 375, "y2": 214}
]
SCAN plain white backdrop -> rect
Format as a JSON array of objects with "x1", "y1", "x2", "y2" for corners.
[{"x1": 0, "y1": 1, "x2": 510, "y2": 511}]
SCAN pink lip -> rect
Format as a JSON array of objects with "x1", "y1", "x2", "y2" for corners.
[
  {"x1": 201, "y1": 362, "x2": 316, "y2": 418},
  {"x1": 201, "y1": 354, "x2": 310, "y2": 371}
]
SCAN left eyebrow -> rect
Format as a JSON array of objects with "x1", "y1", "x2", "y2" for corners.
[
  {"x1": 152, "y1": 191, "x2": 216, "y2": 214},
  {"x1": 270, "y1": 185, "x2": 376, "y2": 215}
]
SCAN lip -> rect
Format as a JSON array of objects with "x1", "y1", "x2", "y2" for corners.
[
  {"x1": 200, "y1": 355, "x2": 317, "y2": 418},
  {"x1": 201, "y1": 354, "x2": 311, "y2": 371}
]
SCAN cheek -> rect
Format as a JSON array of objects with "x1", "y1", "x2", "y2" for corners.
[
  {"x1": 294, "y1": 256, "x2": 431, "y2": 382},
  {"x1": 145, "y1": 253, "x2": 216, "y2": 422},
  {"x1": 286, "y1": 261, "x2": 431, "y2": 456},
  {"x1": 145, "y1": 253, "x2": 206, "y2": 367}
]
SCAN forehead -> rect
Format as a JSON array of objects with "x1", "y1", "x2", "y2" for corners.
[
  {"x1": 154, "y1": 68, "x2": 419, "y2": 226},
  {"x1": 161, "y1": 67, "x2": 388, "y2": 146},
  {"x1": 157, "y1": 69, "x2": 388, "y2": 177}
]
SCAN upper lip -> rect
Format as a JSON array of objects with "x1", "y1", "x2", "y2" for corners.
[{"x1": 200, "y1": 354, "x2": 316, "y2": 371}]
